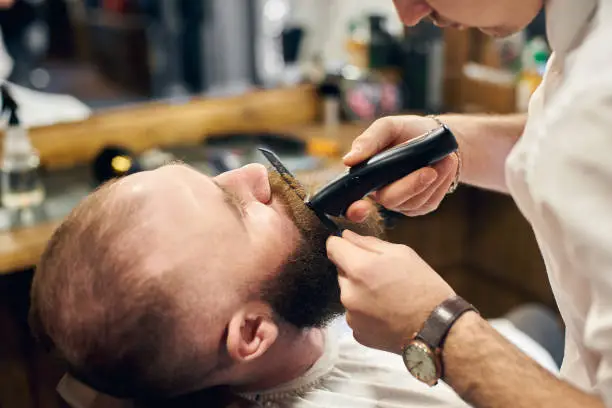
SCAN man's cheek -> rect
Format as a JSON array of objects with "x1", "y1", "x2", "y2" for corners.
[{"x1": 247, "y1": 204, "x2": 298, "y2": 245}]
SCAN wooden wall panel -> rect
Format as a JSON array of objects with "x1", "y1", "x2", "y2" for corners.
[{"x1": 0, "y1": 86, "x2": 320, "y2": 170}]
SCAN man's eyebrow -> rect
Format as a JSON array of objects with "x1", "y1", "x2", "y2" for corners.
[{"x1": 211, "y1": 179, "x2": 245, "y2": 222}]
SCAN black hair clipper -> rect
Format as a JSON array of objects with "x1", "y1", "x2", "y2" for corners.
[
  {"x1": 260, "y1": 125, "x2": 458, "y2": 234},
  {"x1": 308, "y1": 125, "x2": 458, "y2": 216}
]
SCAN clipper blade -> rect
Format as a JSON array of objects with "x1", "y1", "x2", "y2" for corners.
[{"x1": 258, "y1": 147, "x2": 341, "y2": 236}]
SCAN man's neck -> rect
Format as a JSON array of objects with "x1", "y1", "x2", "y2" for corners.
[{"x1": 231, "y1": 327, "x2": 326, "y2": 392}]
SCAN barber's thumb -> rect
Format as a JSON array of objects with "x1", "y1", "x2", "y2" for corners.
[{"x1": 343, "y1": 140, "x2": 373, "y2": 165}]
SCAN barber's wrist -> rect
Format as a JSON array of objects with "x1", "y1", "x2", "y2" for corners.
[
  {"x1": 444, "y1": 310, "x2": 482, "y2": 349},
  {"x1": 401, "y1": 296, "x2": 478, "y2": 385},
  {"x1": 441, "y1": 310, "x2": 485, "y2": 381},
  {"x1": 436, "y1": 114, "x2": 485, "y2": 187},
  {"x1": 427, "y1": 115, "x2": 462, "y2": 193}
]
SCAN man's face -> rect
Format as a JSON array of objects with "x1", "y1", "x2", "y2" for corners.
[
  {"x1": 120, "y1": 162, "x2": 381, "y2": 330},
  {"x1": 394, "y1": 0, "x2": 543, "y2": 37}
]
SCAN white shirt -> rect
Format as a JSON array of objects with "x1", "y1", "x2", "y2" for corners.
[
  {"x1": 237, "y1": 319, "x2": 556, "y2": 408},
  {"x1": 58, "y1": 318, "x2": 556, "y2": 408},
  {"x1": 506, "y1": 0, "x2": 612, "y2": 405}
]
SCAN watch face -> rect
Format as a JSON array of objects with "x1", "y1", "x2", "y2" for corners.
[{"x1": 403, "y1": 341, "x2": 440, "y2": 384}]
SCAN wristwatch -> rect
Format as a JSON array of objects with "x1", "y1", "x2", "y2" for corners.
[{"x1": 402, "y1": 296, "x2": 478, "y2": 386}]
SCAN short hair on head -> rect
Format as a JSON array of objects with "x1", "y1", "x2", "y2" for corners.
[{"x1": 29, "y1": 180, "x2": 215, "y2": 399}]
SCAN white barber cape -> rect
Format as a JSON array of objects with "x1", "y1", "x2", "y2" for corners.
[
  {"x1": 234, "y1": 320, "x2": 556, "y2": 408},
  {"x1": 506, "y1": 0, "x2": 612, "y2": 405},
  {"x1": 58, "y1": 319, "x2": 557, "y2": 408}
]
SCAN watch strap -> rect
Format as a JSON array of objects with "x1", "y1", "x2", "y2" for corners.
[{"x1": 416, "y1": 296, "x2": 478, "y2": 350}]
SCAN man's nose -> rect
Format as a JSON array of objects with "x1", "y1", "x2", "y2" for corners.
[
  {"x1": 393, "y1": 0, "x2": 432, "y2": 26},
  {"x1": 214, "y1": 163, "x2": 271, "y2": 204}
]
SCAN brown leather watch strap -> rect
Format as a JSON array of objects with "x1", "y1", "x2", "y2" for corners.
[{"x1": 416, "y1": 296, "x2": 478, "y2": 350}]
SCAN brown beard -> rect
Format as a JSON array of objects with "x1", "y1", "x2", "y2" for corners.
[{"x1": 260, "y1": 170, "x2": 385, "y2": 328}]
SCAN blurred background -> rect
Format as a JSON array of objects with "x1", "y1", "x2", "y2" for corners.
[
  {"x1": 0, "y1": 1, "x2": 552, "y2": 407},
  {"x1": 0, "y1": 0, "x2": 547, "y2": 110}
]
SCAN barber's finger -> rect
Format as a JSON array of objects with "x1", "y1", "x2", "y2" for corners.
[
  {"x1": 399, "y1": 172, "x2": 454, "y2": 216},
  {"x1": 345, "y1": 200, "x2": 376, "y2": 223},
  {"x1": 392, "y1": 156, "x2": 454, "y2": 209},
  {"x1": 374, "y1": 167, "x2": 437, "y2": 208},
  {"x1": 432, "y1": 154, "x2": 457, "y2": 181},
  {"x1": 423, "y1": 172, "x2": 454, "y2": 209},
  {"x1": 383, "y1": 153, "x2": 452, "y2": 208},
  {"x1": 393, "y1": 166, "x2": 450, "y2": 211},
  {"x1": 327, "y1": 235, "x2": 375, "y2": 273},
  {"x1": 341, "y1": 230, "x2": 388, "y2": 253},
  {"x1": 343, "y1": 117, "x2": 403, "y2": 166}
]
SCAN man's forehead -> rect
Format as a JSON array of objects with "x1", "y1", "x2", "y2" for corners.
[
  {"x1": 127, "y1": 164, "x2": 246, "y2": 227},
  {"x1": 115, "y1": 163, "x2": 199, "y2": 194}
]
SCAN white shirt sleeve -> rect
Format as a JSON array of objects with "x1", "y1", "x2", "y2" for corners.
[{"x1": 537, "y1": 79, "x2": 612, "y2": 405}]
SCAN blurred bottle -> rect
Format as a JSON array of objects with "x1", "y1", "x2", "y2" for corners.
[
  {"x1": 368, "y1": 15, "x2": 392, "y2": 71},
  {"x1": 304, "y1": 53, "x2": 326, "y2": 85},
  {"x1": 1, "y1": 92, "x2": 45, "y2": 211},
  {"x1": 345, "y1": 18, "x2": 369, "y2": 70},
  {"x1": 340, "y1": 15, "x2": 402, "y2": 121},
  {"x1": 399, "y1": 21, "x2": 444, "y2": 112},
  {"x1": 279, "y1": 26, "x2": 304, "y2": 86},
  {"x1": 144, "y1": 0, "x2": 190, "y2": 98},
  {"x1": 516, "y1": 37, "x2": 549, "y2": 112},
  {"x1": 367, "y1": 15, "x2": 402, "y2": 115},
  {"x1": 318, "y1": 76, "x2": 341, "y2": 129},
  {"x1": 256, "y1": 0, "x2": 291, "y2": 88}
]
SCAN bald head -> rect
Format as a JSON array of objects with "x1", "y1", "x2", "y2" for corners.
[
  {"x1": 29, "y1": 164, "x2": 297, "y2": 398},
  {"x1": 30, "y1": 177, "x2": 226, "y2": 398}
]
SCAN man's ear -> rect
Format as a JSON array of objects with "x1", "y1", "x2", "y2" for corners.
[{"x1": 226, "y1": 302, "x2": 279, "y2": 363}]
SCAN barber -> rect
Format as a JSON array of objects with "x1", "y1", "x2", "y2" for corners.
[{"x1": 327, "y1": 0, "x2": 612, "y2": 407}]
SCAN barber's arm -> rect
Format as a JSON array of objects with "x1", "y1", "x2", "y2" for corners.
[
  {"x1": 326, "y1": 85, "x2": 612, "y2": 407},
  {"x1": 343, "y1": 114, "x2": 526, "y2": 221},
  {"x1": 326, "y1": 231, "x2": 605, "y2": 408}
]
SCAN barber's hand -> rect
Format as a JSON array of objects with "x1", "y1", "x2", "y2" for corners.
[
  {"x1": 327, "y1": 230, "x2": 455, "y2": 354},
  {"x1": 343, "y1": 116, "x2": 460, "y2": 221}
]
